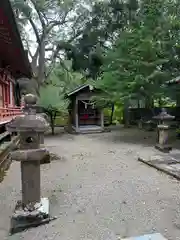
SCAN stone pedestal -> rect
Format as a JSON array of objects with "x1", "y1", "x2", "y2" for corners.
[
  {"x1": 155, "y1": 124, "x2": 172, "y2": 152},
  {"x1": 6, "y1": 94, "x2": 55, "y2": 235}
]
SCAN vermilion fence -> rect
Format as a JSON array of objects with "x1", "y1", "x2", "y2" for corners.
[{"x1": 0, "y1": 107, "x2": 22, "y2": 120}]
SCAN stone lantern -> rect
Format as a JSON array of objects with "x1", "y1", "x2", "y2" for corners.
[
  {"x1": 7, "y1": 94, "x2": 55, "y2": 234},
  {"x1": 153, "y1": 108, "x2": 175, "y2": 152}
]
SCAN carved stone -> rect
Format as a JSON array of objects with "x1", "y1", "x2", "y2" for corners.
[
  {"x1": 7, "y1": 93, "x2": 54, "y2": 234},
  {"x1": 153, "y1": 108, "x2": 174, "y2": 152}
]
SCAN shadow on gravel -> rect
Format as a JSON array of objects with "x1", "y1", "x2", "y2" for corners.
[{"x1": 87, "y1": 126, "x2": 180, "y2": 149}]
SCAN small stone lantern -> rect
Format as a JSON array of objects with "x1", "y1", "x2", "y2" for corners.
[
  {"x1": 153, "y1": 108, "x2": 175, "y2": 152},
  {"x1": 7, "y1": 94, "x2": 55, "y2": 234}
]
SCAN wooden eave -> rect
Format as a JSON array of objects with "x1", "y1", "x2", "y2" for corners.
[
  {"x1": 166, "y1": 76, "x2": 180, "y2": 85},
  {"x1": 0, "y1": 0, "x2": 32, "y2": 78},
  {"x1": 66, "y1": 84, "x2": 90, "y2": 98}
]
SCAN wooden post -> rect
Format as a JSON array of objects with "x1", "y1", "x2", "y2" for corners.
[
  {"x1": 9, "y1": 81, "x2": 14, "y2": 106},
  {"x1": 75, "y1": 97, "x2": 79, "y2": 132}
]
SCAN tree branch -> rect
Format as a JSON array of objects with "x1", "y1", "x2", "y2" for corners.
[
  {"x1": 45, "y1": 45, "x2": 61, "y2": 79},
  {"x1": 46, "y1": 6, "x2": 74, "y2": 34},
  {"x1": 45, "y1": 28, "x2": 84, "y2": 79},
  {"x1": 29, "y1": 17, "x2": 41, "y2": 44},
  {"x1": 30, "y1": 0, "x2": 46, "y2": 28},
  {"x1": 45, "y1": 48, "x2": 54, "y2": 51},
  {"x1": 23, "y1": 38, "x2": 33, "y2": 59},
  {"x1": 46, "y1": 20, "x2": 67, "y2": 34},
  {"x1": 31, "y1": 46, "x2": 39, "y2": 75}
]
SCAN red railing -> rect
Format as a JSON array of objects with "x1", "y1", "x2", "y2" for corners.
[{"x1": 0, "y1": 107, "x2": 22, "y2": 120}]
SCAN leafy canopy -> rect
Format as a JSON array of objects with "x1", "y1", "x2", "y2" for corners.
[{"x1": 97, "y1": 0, "x2": 178, "y2": 105}]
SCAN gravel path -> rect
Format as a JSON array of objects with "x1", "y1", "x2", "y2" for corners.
[{"x1": 1, "y1": 131, "x2": 180, "y2": 240}]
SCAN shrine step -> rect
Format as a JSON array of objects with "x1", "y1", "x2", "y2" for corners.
[
  {"x1": 65, "y1": 125, "x2": 107, "y2": 134},
  {"x1": 79, "y1": 129, "x2": 104, "y2": 134},
  {"x1": 78, "y1": 125, "x2": 104, "y2": 134}
]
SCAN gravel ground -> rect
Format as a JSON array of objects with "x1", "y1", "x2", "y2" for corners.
[{"x1": 0, "y1": 129, "x2": 180, "y2": 240}]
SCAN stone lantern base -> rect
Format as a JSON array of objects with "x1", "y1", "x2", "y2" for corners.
[
  {"x1": 10, "y1": 198, "x2": 56, "y2": 235},
  {"x1": 155, "y1": 124, "x2": 172, "y2": 153},
  {"x1": 155, "y1": 144, "x2": 172, "y2": 153}
]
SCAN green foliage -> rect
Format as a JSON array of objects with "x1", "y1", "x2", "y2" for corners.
[
  {"x1": 38, "y1": 62, "x2": 86, "y2": 133},
  {"x1": 66, "y1": 0, "x2": 139, "y2": 79},
  {"x1": 12, "y1": 0, "x2": 180, "y2": 119},
  {"x1": 38, "y1": 84, "x2": 68, "y2": 113},
  {"x1": 38, "y1": 78, "x2": 68, "y2": 134},
  {"x1": 97, "y1": 0, "x2": 179, "y2": 106},
  {"x1": 104, "y1": 105, "x2": 123, "y2": 124},
  {"x1": 47, "y1": 60, "x2": 87, "y2": 93}
]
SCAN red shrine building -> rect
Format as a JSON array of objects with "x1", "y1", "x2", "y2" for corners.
[{"x1": 0, "y1": 0, "x2": 31, "y2": 123}]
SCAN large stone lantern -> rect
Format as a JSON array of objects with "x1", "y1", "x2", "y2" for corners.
[
  {"x1": 7, "y1": 94, "x2": 55, "y2": 234},
  {"x1": 153, "y1": 108, "x2": 175, "y2": 152}
]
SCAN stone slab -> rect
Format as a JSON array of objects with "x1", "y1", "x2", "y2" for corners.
[
  {"x1": 39, "y1": 197, "x2": 49, "y2": 215},
  {"x1": 122, "y1": 233, "x2": 167, "y2": 240},
  {"x1": 138, "y1": 154, "x2": 180, "y2": 180},
  {"x1": 10, "y1": 197, "x2": 53, "y2": 235}
]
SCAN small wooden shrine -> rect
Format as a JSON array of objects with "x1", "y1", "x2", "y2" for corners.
[{"x1": 67, "y1": 84, "x2": 104, "y2": 133}]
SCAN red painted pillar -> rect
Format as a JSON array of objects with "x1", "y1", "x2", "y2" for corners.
[
  {"x1": 3, "y1": 74, "x2": 11, "y2": 107},
  {"x1": 4, "y1": 84, "x2": 8, "y2": 107},
  {"x1": 8, "y1": 79, "x2": 10, "y2": 106},
  {"x1": 10, "y1": 81, "x2": 15, "y2": 106},
  {"x1": 2, "y1": 83, "x2": 5, "y2": 107}
]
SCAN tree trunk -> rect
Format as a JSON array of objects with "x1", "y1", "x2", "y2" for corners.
[
  {"x1": 50, "y1": 114, "x2": 55, "y2": 135},
  {"x1": 109, "y1": 103, "x2": 115, "y2": 125},
  {"x1": 123, "y1": 101, "x2": 130, "y2": 128},
  {"x1": 145, "y1": 96, "x2": 154, "y2": 109},
  {"x1": 31, "y1": 47, "x2": 39, "y2": 75},
  {"x1": 145, "y1": 96, "x2": 155, "y2": 118},
  {"x1": 176, "y1": 90, "x2": 180, "y2": 107},
  {"x1": 50, "y1": 111, "x2": 57, "y2": 135},
  {"x1": 38, "y1": 39, "x2": 46, "y2": 85},
  {"x1": 158, "y1": 97, "x2": 163, "y2": 107}
]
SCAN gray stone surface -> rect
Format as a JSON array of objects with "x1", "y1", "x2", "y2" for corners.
[
  {"x1": 0, "y1": 131, "x2": 180, "y2": 239},
  {"x1": 138, "y1": 149, "x2": 180, "y2": 181},
  {"x1": 122, "y1": 233, "x2": 167, "y2": 240}
]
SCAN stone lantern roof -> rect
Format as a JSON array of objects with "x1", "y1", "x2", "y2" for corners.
[
  {"x1": 153, "y1": 108, "x2": 175, "y2": 121},
  {"x1": 6, "y1": 94, "x2": 49, "y2": 133}
]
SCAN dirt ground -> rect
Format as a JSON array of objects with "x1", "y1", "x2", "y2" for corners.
[{"x1": 1, "y1": 127, "x2": 180, "y2": 240}]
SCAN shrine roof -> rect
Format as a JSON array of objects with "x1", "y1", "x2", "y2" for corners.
[
  {"x1": 66, "y1": 84, "x2": 91, "y2": 97},
  {"x1": 0, "y1": 0, "x2": 32, "y2": 78},
  {"x1": 166, "y1": 76, "x2": 180, "y2": 85}
]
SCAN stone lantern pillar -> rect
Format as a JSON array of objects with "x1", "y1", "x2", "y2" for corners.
[
  {"x1": 153, "y1": 108, "x2": 175, "y2": 152},
  {"x1": 7, "y1": 94, "x2": 55, "y2": 234}
]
